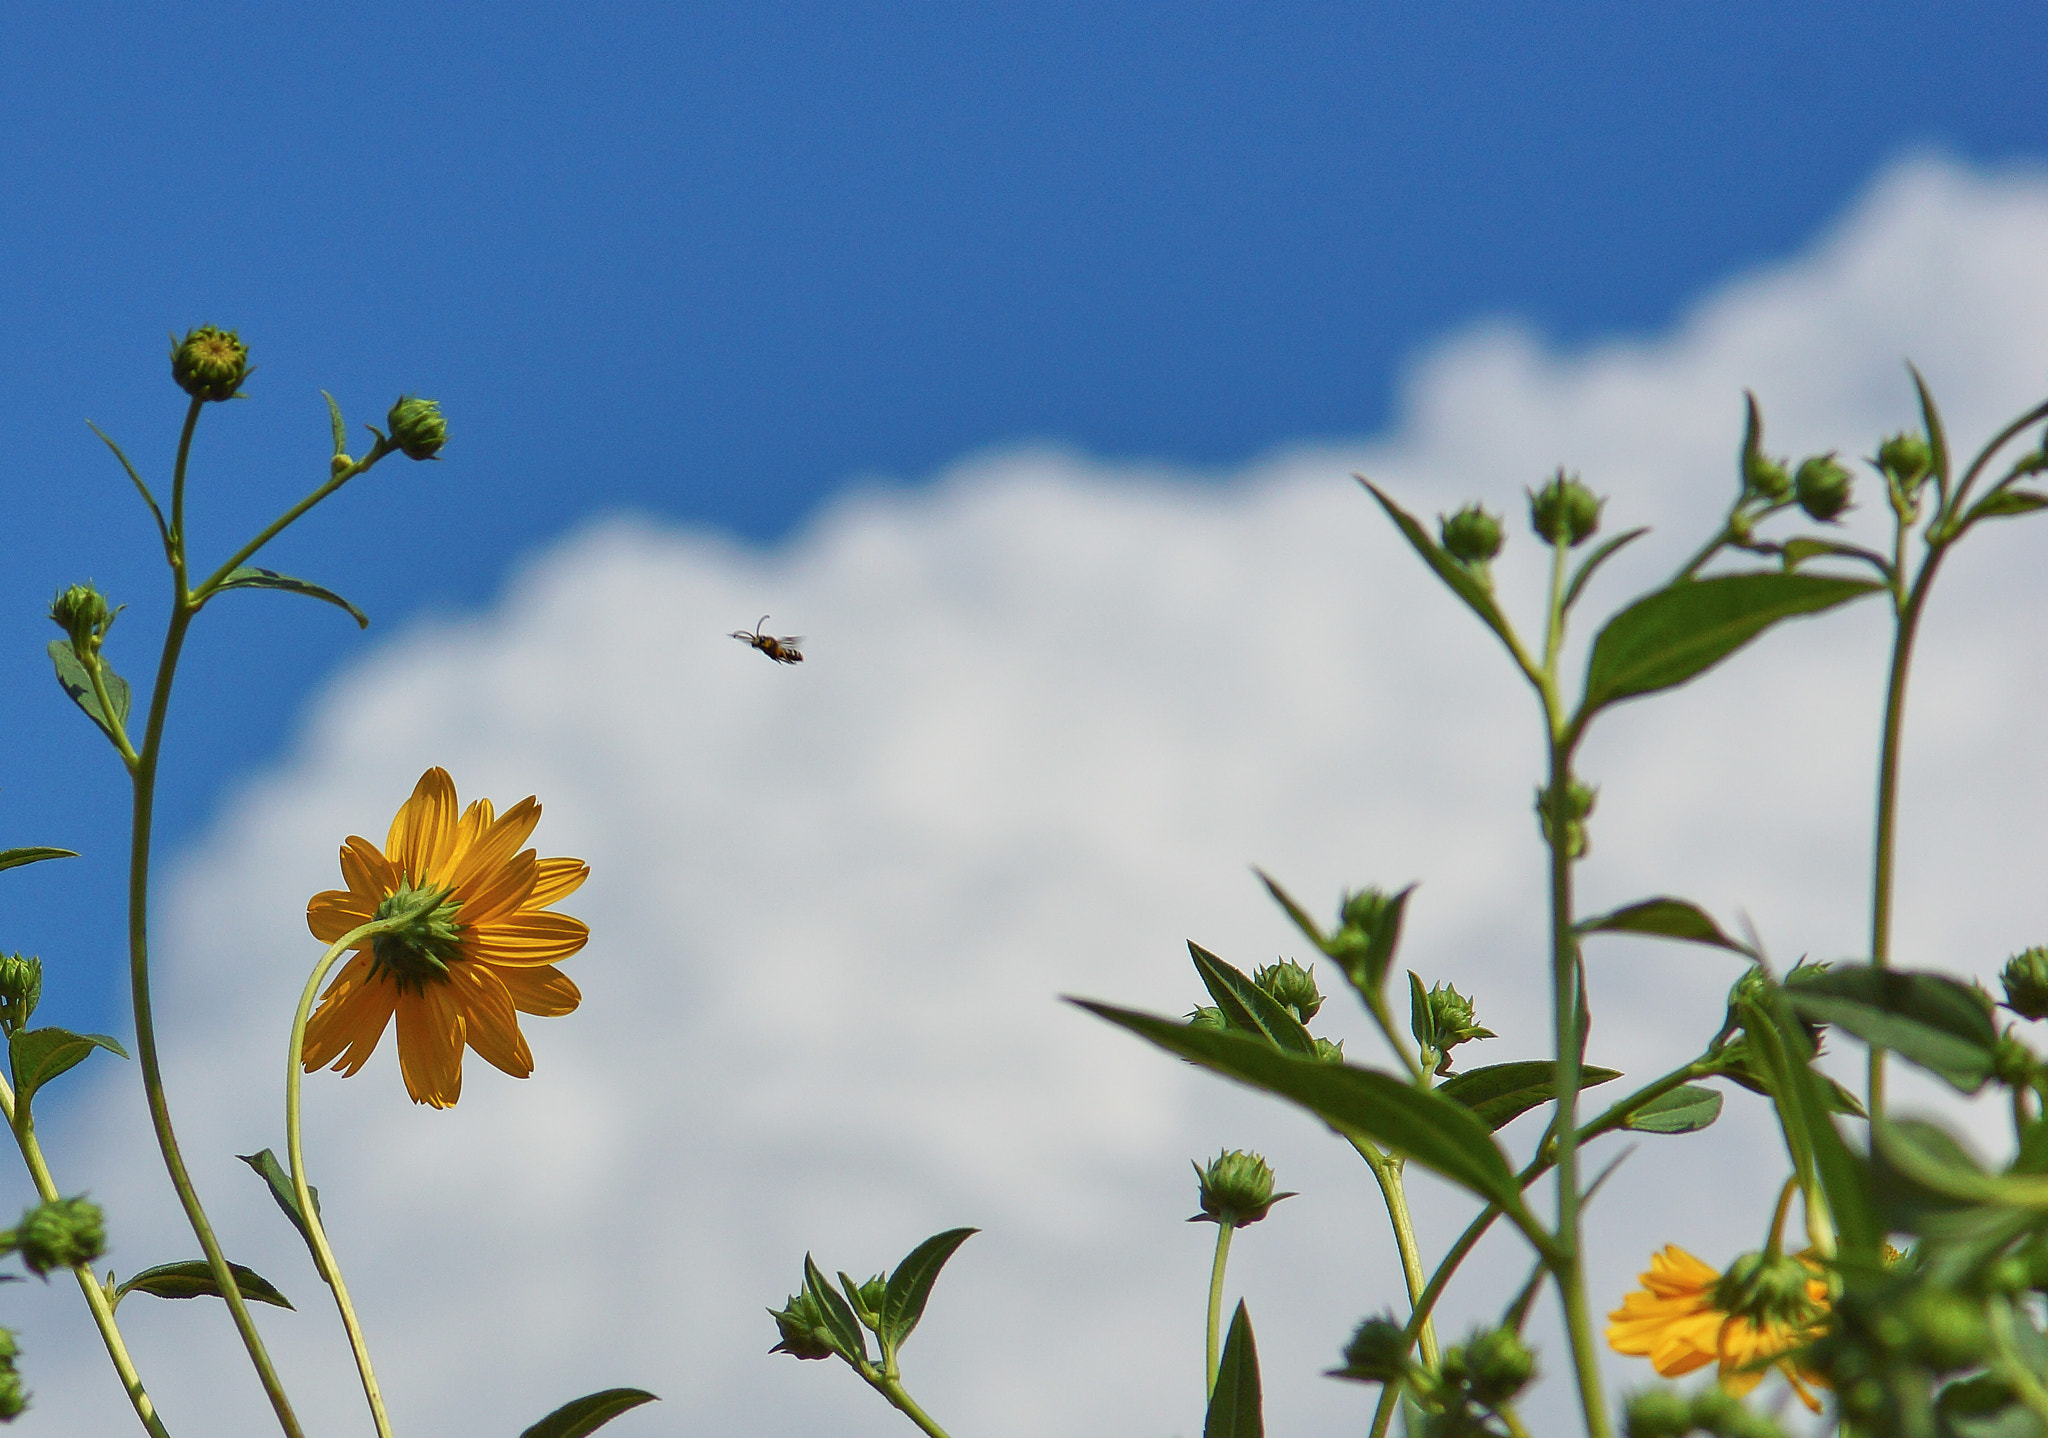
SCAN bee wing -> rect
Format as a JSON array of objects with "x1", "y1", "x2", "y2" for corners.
[{"x1": 779, "y1": 636, "x2": 805, "y2": 647}]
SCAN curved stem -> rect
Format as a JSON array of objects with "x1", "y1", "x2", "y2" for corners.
[
  {"x1": 288, "y1": 923, "x2": 396, "y2": 1438},
  {"x1": 1353, "y1": 1139, "x2": 1441, "y2": 1368},
  {"x1": 1204, "y1": 1220, "x2": 1234, "y2": 1400},
  {"x1": 0, "y1": 1075, "x2": 171, "y2": 1438}
]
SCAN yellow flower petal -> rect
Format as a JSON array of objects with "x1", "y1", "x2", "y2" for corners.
[
  {"x1": 303, "y1": 955, "x2": 398, "y2": 1075},
  {"x1": 467, "y1": 911, "x2": 590, "y2": 966},
  {"x1": 529, "y1": 858, "x2": 589, "y2": 907},
  {"x1": 396, "y1": 985, "x2": 465, "y2": 1108},
  {"x1": 496, "y1": 964, "x2": 581, "y2": 1017},
  {"x1": 452, "y1": 964, "x2": 533, "y2": 1077},
  {"x1": 388, "y1": 768, "x2": 459, "y2": 887}
]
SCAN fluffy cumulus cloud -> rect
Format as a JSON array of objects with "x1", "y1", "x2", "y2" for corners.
[{"x1": 18, "y1": 152, "x2": 2048, "y2": 1436}]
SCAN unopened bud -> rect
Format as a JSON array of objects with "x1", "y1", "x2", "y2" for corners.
[
  {"x1": 1415, "y1": 978, "x2": 1495, "y2": 1074},
  {"x1": 1312, "y1": 1035, "x2": 1346, "y2": 1064},
  {"x1": 767, "y1": 1289, "x2": 838, "y2": 1360},
  {"x1": 0, "y1": 956, "x2": 41, "y2": 1037},
  {"x1": 1794, "y1": 455, "x2": 1854, "y2": 521},
  {"x1": 1529, "y1": 470, "x2": 1603, "y2": 547},
  {"x1": 385, "y1": 395, "x2": 447, "y2": 460},
  {"x1": 1440, "y1": 505, "x2": 1505, "y2": 565},
  {"x1": 1186, "y1": 1006, "x2": 1228, "y2": 1032},
  {"x1": 170, "y1": 326, "x2": 250, "y2": 402},
  {"x1": 2001, "y1": 947, "x2": 2048, "y2": 1021},
  {"x1": 1253, "y1": 959, "x2": 1323, "y2": 1022},
  {"x1": 1876, "y1": 432, "x2": 1933, "y2": 491},
  {"x1": 9, "y1": 1196, "x2": 105, "y2": 1278},
  {"x1": 1744, "y1": 453, "x2": 1792, "y2": 502},
  {"x1": 0, "y1": 1364, "x2": 22, "y2": 1421},
  {"x1": 1622, "y1": 1387, "x2": 1692, "y2": 1438},
  {"x1": 1450, "y1": 1327, "x2": 1536, "y2": 1406},
  {"x1": 1535, "y1": 777, "x2": 1598, "y2": 861},
  {"x1": 1331, "y1": 1315, "x2": 1411, "y2": 1384},
  {"x1": 48, "y1": 584, "x2": 115, "y2": 656},
  {"x1": 1190, "y1": 1149, "x2": 1294, "y2": 1227}
]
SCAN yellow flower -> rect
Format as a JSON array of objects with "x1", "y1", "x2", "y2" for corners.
[
  {"x1": 303, "y1": 768, "x2": 588, "y2": 1108},
  {"x1": 1607, "y1": 1245, "x2": 1828, "y2": 1413}
]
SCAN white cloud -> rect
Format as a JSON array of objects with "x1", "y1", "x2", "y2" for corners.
[{"x1": 17, "y1": 151, "x2": 2048, "y2": 1436}]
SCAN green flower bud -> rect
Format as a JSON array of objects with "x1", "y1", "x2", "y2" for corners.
[
  {"x1": 1330, "y1": 1314, "x2": 1411, "y2": 1384},
  {"x1": 0, "y1": 1365, "x2": 22, "y2": 1421},
  {"x1": 1312, "y1": 1035, "x2": 1346, "y2": 1064},
  {"x1": 386, "y1": 395, "x2": 447, "y2": 460},
  {"x1": 1622, "y1": 1387, "x2": 1692, "y2": 1438},
  {"x1": 1688, "y1": 1387, "x2": 1786, "y2": 1438},
  {"x1": 1439, "y1": 504, "x2": 1505, "y2": 565},
  {"x1": 1449, "y1": 1327, "x2": 1536, "y2": 1406},
  {"x1": 0, "y1": 1328, "x2": 16, "y2": 1363},
  {"x1": 169, "y1": 325, "x2": 250, "y2": 402},
  {"x1": 1535, "y1": 777, "x2": 1598, "y2": 860},
  {"x1": 1252, "y1": 958, "x2": 1323, "y2": 1022},
  {"x1": 844, "y1": 1272, "x2": 887, "y2": 1330},
  {"x1": 1876, "y1": 432, "x2": 1933, "y2": 491},
  {"x1": 1712, "y1": 1250, "x2": 1825, "y2": 1330},
  {"x1": 8, "y1": 1196, "x2": 105, "y2": 1278},
  {"x1": 767, "y1": 1288, "x2": 839, "y2": 1360},
  {"x1": 48, "y1": 583, "x2": 116, "y2": 657},
  {"x1": 1325, "y1": 887, "x2": 1396, "y2": 989},
  {"x1": 1189, "y1": 1149, "x2": 1294, "y2": 1227},
  {"x1": 0, "y1": 956, "x2": 41, "y2": 1037},
  {"x1": 2001, "y1": 947, "x2": 2048, "y2": 1021},
  {"x1": 1414, "y1": 978, "x2": 1495, "y2": 1074},
  {"x1": 1994, "y1": 1032, "x2": 2039, "y2": 1088},
  {"x1": 1186, "y1": 1005, "x2": 1228, "y2": 1031},
  {"x1": 1744, "y1": 453, "x2": 1792, "y2": 502},
  {"x1": 1794, "y1": 454, "x2": 1854, "y2": 521},
  {"x1": 1528, "y1": 469, "x2": 1603, "y2": 547}
]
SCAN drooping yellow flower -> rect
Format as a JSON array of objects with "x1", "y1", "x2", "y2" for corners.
[
  {"x1": 303, "y1": 767, "x2": 588, "y2": 1108},
  {"x1": 1607, "y1": 1245, "x2": 1828, "y2": 1412}
]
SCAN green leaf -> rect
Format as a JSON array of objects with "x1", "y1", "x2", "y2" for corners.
[
  {"x1": 1359, "y1": 480, "x2": 1522, "y2": 664},
  {"x1": 1787, "y1": 967, "x2": 1999, "y2": 1095},
  {"x1": 881, "y1": 1228, "x2": 977, "y2": 1351},
  {"x1": 517, "y1": 1389, "x2": 659, "y2": 1438},
  {"x1": 1938, "y1": 1373, "x2": 2048, "y2": 1438},
  {"x1": 1406, "y1": 971, "x2": 1434, "y2": 1056},
  {"x1": 1434, "y1": 1060, "x2": 1621, "y2": 1131},
  {"x1": 1562, "y1": 526, "x2": 1651, "y2": 612},
  {"x1": 1204, "y1": 1301, "x2": 1263, "y2": 1438},
  {"x1": 1714, "y1": 1040, "x2": 1867, "y2": 1117},
  {"x1": 48, "y1": 640, "x2": 132, "y2": 747},
  {"x1": 1620, "y1": 1084, "x2": 1723, "y2": 1134},
  {"x1": 1074, "y1": 1001, "x2": 1529, "y2": 1218},
  {"x1": 236, "y1": 1150, "x2": 327, "y2": 1275},
  {"x1": 114, "y1": 1260, "x2": 292, "y2": 1310},
  {"x1": 803, "y1": 1255, "x2": 869, "y2": 1364},
  {"x1": 212, "y1": 567, "x2": 370, "y2": 629},
  {"x1": 1576, "y1": 897, "x2": 1753, "y2": 956},
  {"x1": 1779, "y1": 536, "x2": 1895, "y2": 578},
  {"x1": 1969, "y1": 489, "x2": 2048, "y2": 521},
  {"x1": 1190, "y1": 944, "x2": 1316, "y2": 1056},
  {"x1": 1911, "y1": 362, "x2": 1953, "y2": 495},
  {"x1": 1255, "y1": 869, "x2": 1327, "y2": 949},
  {"x1": 0, "y1": 847, "x2": 78, "y2": 874},
  {"x1": 87, "y1": 421, "x2": 169, "y2": 548},
  {"x1": 10, "y1": 1027, "x2": 128, "y2": 1114},
  {"x1": 1577, "y1": 571, "x2": 1881, "y2": 721},
  {"x1": 322, "y1": 390, "x2": 349, "y2": 456}
]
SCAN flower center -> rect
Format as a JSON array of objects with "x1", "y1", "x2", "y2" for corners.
[{"x1": 370, "y1": 880, "x2": 464, "y2": 993}]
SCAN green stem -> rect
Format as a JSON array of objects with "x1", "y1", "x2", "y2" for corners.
[
  {"x1": 191, "y1": 443, "x2": 386, "y2": 601},
  {"x1": 288, "y1": 923, "x2": 397, "y2": 1438},
  {"x1": 856, "y1": 1365, "x2": 955, "y2": 1438},
  {"x1": 1988, "y1": 1296, "x2": 2048, "y2": 1427},
  {"x1": 1204, "y1": 1220, "x2": 1234, "y2": 1400},
  {"x1": 1353, "y1": 1138, "x2": 1440, "y2": 1368},
  {"x1": 0, "y1": 1074, "x2": 172, "y2": 1438}
]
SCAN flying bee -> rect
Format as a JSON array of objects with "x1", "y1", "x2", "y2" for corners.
[{"x1": 731, "y1": 616, "x2": 804, "y2": 664}]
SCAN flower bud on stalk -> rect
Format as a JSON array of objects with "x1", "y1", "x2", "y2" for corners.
[
  {"x1": 1330, "y1": 1314, "x2": 1412, "y2": 1384},
  {"x1": 48, "y1": 583, "x2": 115, "y2": 659},
  {"x1": 6, "y1": 1196, "x2": 106, "y2": 1278},
  {"x1": 169, "y1": 326, "x2": 250, "y2": 402},
  {"x1": 1536, "y1": 776, "x2": 1598, "y2": 860},
  {"x1": 766, "y1": 1288, "x2": 839, "y2": 1361},
  {"x1": 1529, "y1": 469, "x2": 1603, "y2": 546},
  {"x1": 1794, "y1": 455, "x2": 1854, "y2": 521},
  {"x1": 2001, "y1": 947, "x2": 2048, "y2": 1021},
  {"x1": 1876, "y1": 432, "x2": 1933, "y2": 493},
  {"x1": 0, "y1": 956, "x2": 41, "y2": 1037},
  {"x1": 1252, "y1": 958, "x2": 1323, "y2": 1022},
  {"x1": 1440, "y1": 504, "x2": 1505, "y2": 564},
  {"x1": 386, "y1": 395, "x2": 447, "y2": 460},
  {"x1": 1444, "y1": 1326, "x2": 1536, "y2": 1407},
  {"x1": 1189, "y1": 1150, "x2": 1294, "y2": 1227}
]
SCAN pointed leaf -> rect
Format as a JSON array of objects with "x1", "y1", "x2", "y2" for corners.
[
  {"x1": 1074, "y1": 1001, "x2": 1529, "y2": 1217},
  {"x1": 1204, "y1": 1301, "x2": 1262, "y2": 1438},
  {"x1": 1578, "y1": 572, "x2": 1881, "y2": 720},
  {"x1": 1969, "y1": 489, "x2": 2048, "y2": 521},
  {"x1": 1256, "y1": 869, "x2": 1327, "y2": 949},
  {"x1": 1787, "y1": 967, "x2": 1999, "y2": 1095},
  {"x1": 1620, "y1": 1084, "x2": 1723, "y2": 1134},
  {"x1": 1190, "y1": 944, "x2": 1316, "y2": 1055},
  {"x1": 517, "y1": 1389, "x2": 659, "y2": 1438},
  {"x1": 87, "y1": 421, "x2": 169, "y2": 546},
  {"x1": 0, "y1": 848, "x2": 78, "y2": 874},
  {"x1": 1435, "y1": 1061, "x2": 1621, "y2": 1131},
  {"x1": 213, "y1": 567, "x2": 369, "y2": 628},
  {"x1": 1359, "y1": 480, "x2": 1521, "y2": 662},
  {"x1": 10, "y1": 1027, "x2": 128, "y2": 1114},
  {"x1": 803, "y1": 1255, "x2": 868, "y2": 1364},
  {"x1": 322, "y1": 390, "x2": 348, "y2": 456},
  {"x1": 236, "y1": 1150, "x2": 327, "y2": 1274},
  {"x1": 1563, "y1": 527, "x2": 1651, "y2": 612},
  {"x1": 115, "y1": 1260, "x2": 293, "y2": 1310},
  {"x1": 1576, "y1": 897, "x2": 1754, "y2": 956},
  {"x1": 881, "y1": 1227, "x2": 977, "y2": 1350},
  {"x1": 1911, "y1": 363, "x2": 1953, "y2": 495},
  {"x1": 1937, "y1": 1373, "x2": 2048, "y2": 1438},
  {"x1": 48, "y1": 640, "x2": 132, "y2": 747},
  {"x1": 1780, "y1": 536, "x2": 1895, "y2": 577}
]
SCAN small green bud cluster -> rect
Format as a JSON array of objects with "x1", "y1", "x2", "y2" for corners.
[
  {"x1": 385, "y1": 395, "x2": 448, "y2": 461},
  {"x1": 1710, "y1": 1250, "x2": 1827, "y2": 1331},
  {"x1": 1875, "y1": 431, "x2": 1933, "y2": 497},
  {"x1": 1189, "y1": 1149, "x2": 1294, "y2": 1228},
  {"x1": 0, "y1": 956, "x2": 40, "y2": 1037},
  {"x1": 48, "y1": 583, "x2": 117, "y2": 660},
  {"x1": 839, "y1": 1272, "x2": 888, "y2": 1332},
  {"x1": 1793, "y1": 454, "x2": 1854, "y2": 522},
  {"x1": 1252, "y1": 958, "x2": 1323, "y2": 1022},
  {"x1": 0, "y1": 1326, "x2": 22, "y2": 1421},
  {"x1": 1410, "y1": 976, "x2": 1495, "y2": 1075},
  {"x1": 1528, "y1": 470, "x2": 1603, "y2": 547},
  {"x1": 1623, "y1": 1385, "x2": 1787, "y2": 1438},
  {"x1": 1350, "y1": 1325, "x2": 1536, "y2": 1433},
  {"x1": 2001, "y1": 947, "x2": 2048, "y2": 1021},
  {"x1": 170, "y1": 325, "x2": 251, "y2": 402},
  {"x1": 1535, "y1": 776, "x2": 1597, "y2": 860},
  {"x1": 1324, "y1": 886, "x2": 1399, "y2": 995},
  {"x1": 766, "y1": 1287, "x2": 839, "y2": 1360},
  {"x1": 0, "y1": 1196, "x2": 105, "y2": 1278},
  {"x1": 1439, "y1": 504, "x2": 1505, "y2": 567},
  {"x1": 1330, "y1": 1313, "x2": 1411, "y2": 1385}
]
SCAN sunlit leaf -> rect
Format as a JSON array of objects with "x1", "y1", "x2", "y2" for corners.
[
  {"x1": 1576, "y1": 897, "x2": 1753, "y2": 956},
  {"x1": 1359, "y1": 481, "x2": 1521, "y2": 664},
  {"x1": 1620, "y1": 1084, "x2": 1723, "y2": 1134},
  {"x1": 1787, "y1": 967, "x2": 1999, "y2": 1095},
  {"x1": 516, "y1": 1388, "x2": 659, "y2": 1438},
  {"x1": 1434, "y1": 1061, "x2": 1620, "y2": 1131},
  {"x1": 236, "y1": 1149, "x2": 326, "y2": 1276},
  {"x1": 10, "y1": 1027, "x2": 127, "y2": 1115},
  {"x1": 115, "y1": 1260, "x2": 292, "y2": 1310},
  {"x1": 212, "y1": 567, "x2": 369, "y2": 629},
  {"x1": 803, "y1": 1255, "x2": 868, "y2": 1364},
  {"x1": 881, "y1": 1227, "x2": 976, "y2": 1351},
  {"x1": 1190, "y1": 944, "x2": 1316, "y2": 1056},
  {"x1": 1204, "y1": 1301, "x2": 1262, "y2": 1438},
  {"x1": 48, "y1": 640, "x2": 132, "y2": 747},
  {"x1": 0, "y1": 848, "x2": 77, "y2": 874}
]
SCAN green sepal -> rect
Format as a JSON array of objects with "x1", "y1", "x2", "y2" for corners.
[
  {"x1": 802, "y1": 1254, "x2": 869, "y2": 1364},
  {"x1": 1576, "y1": 571, "x2": 1882, "y2": 724},
  {"x1": 880, "y1": 1227, "x2": 977, "y2": 1351},
  {"x1": 322, "y1": 390, "x2": 348, "y2": 456},
  {"x1": 1562, "y1": 526, "x2": 1651, "y2": 612},
  {"x1": 1968, "y1": 489, "x2": 2048, "y2": 522},
  {"x1": 1779, "y1": 535, "x2": 1896, "y2": 579},
  {"x1": 212, "y1": 567, "x2": 369, "y2": 629},
  {"x1": 10, "y1": 1027, "x2": 128, "y2": 1115},
  {"x1": 516, "y1": 1389, "x2": 660, "y2": 1438},
  {"x1": 1073, "y1": 1001, "x2": 1531, "y2": 1219},
  {"x1": 114, "y1": 1260, "x2": 293, "y2": 1310},
  {"x1": 236, "y1": 1150, "x2": 327, "y2": 1277},
  {"x1": 86, "y1": 421, "x2": 170, "y2": 549},
  {"x1": 1786, "y1": 966, "x2": 1999, "y2": 1095},
  {"x1": 1575, "y1": 897, "x2": 1754, "y2": 957},
  {"x1": 1359, "y1": 480, "x2": 1522, "y2": 662},
  {"x1": 1909, "y1": 362, "x2": 1953, "y2": 498},
  {"x1": 1433, "y1": 1060, "x2": 1620, "y2": 1131},
  {"x1": 0, "y1": 848, "x2": 78, "y2": 874},
  {"x1": 1204, "y1": 1301, "x2": 1263, "y2": 1438},
  {"x1": 1190, "y1": 944, "x2": 1316, "y2": 1056},
  {"x1": 1255, "y1": 869, "x2": 1327, "y2": 948},
  {"x1": 1619, "y1": 1084, "x2": 1723, "y2": 1134},
  {"x1": 48, "y1": 640, "x2": 132, "y2": 747}
]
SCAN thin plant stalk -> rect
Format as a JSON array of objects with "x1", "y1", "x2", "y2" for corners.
[
  {"x1": 1354, "y1": 1139, "x2": 1441, "y2": 1368},
  {"x1": 1204, "y1": 1220, "x2": 1234, "y2": 1400}
]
